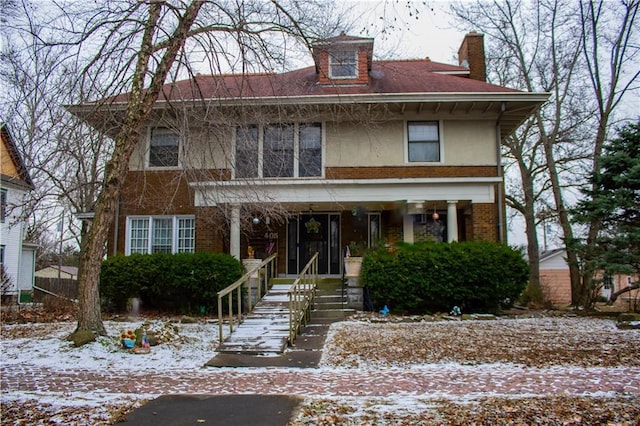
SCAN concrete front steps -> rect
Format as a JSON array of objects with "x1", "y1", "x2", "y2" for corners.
[
  {"x1": 312, "y1": 277, "x2": 355, "y2": 320},
  {"x1": 271, "y1": 277, "x2": 355, "y2": 321}
]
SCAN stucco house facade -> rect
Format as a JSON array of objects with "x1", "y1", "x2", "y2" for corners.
[
  {"x1": 1, "y1": 124, "x2": 36, "y2": 301},
  {"x1": 70, "y1": 32, "x2": 548, "y2": 276}
]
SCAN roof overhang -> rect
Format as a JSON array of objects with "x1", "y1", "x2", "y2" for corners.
[{"x1": 67, "y1": 91, "x2": 549, "y2": 141}]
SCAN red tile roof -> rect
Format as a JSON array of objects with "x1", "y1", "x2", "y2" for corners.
[{"x1": 111, "y1": 58, "x2": 521, "y2": 104}]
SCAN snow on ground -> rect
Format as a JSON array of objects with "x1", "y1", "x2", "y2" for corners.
[
  {"x1": 1, "y1": 314, "x2": 639, "y2": 424},
  {"x1": 1, "y1": 318, "x2": 220, "y2": 371}
]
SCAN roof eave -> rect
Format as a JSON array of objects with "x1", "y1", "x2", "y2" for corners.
[{"x1": 68, "y1": 91, "x2": 549, "y2": 110}]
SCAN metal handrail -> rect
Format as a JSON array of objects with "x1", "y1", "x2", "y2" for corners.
[
  {"x1": 217, "y1": 254, "x2": 278, "y2": 343},
  {"x1": 288, "y1": 252, "x2": 318, "y2": 343}
]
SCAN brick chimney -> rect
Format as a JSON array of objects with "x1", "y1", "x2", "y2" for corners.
[{"x1": 458, "y1": 31, "x2": 486, "y2": 82}]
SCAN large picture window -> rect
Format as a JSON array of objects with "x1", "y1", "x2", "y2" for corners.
[
  {"x1": 407, "y1": 121, "x2": 440, "y2": 162},
  {"x1": 126, "y1": 216, "x2": 195, "y2": 254},
  {"x1": 234, "y1": 123, "x2": 322, "y2": 179},
  {"x1": 149, "y1": 128, "x2": 179, "y2": 167},
  {"x1": 329, "y1": 50, "x2": 357, "y2": 78}
]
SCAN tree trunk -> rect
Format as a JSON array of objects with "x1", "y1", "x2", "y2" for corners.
[
  {"x1": 609, "y1": 283, "x2": 640, "y2": 304},
  {"x1": 74, "y1": 1, "x2": 203, "y2": 335},
  {"x1": 519, "y1": 155, "x2": 543, "y2": 299}
]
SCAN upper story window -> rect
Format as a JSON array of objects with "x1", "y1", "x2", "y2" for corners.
[
  {"x1": 126, "y1": 215, "x2": 195, "y2": 255},
  {"x1": 407, "y1": 121, "x2": 441, "y2": 162},
  {"x1": 234, "y1": 123, "x2": 323, "y2": 179},
  {"x1": 264, "y1": 125, "x2": 294, "y2": 178},
  {"x1": 298, "y1": 123, "x2": 322, "y2": 177},
  {"x1": 236, "y1": 126, "x2": 259, "y2": 178},
  {"x1": 0, "y1": 189, "x2": 6, "y2": 223},
  {"x1": 149, "y1": 128, "x2": 179, "y2": 168},
  {"x1": 329, "y1": 50, "x2": 357, "y2": 78}
]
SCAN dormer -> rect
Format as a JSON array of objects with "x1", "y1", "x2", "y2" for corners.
[{"x1": 312, "y1": 32, "x2": 374, "y2": 86}]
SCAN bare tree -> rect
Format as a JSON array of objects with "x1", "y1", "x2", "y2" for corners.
[
  {"x1": 451, "y1": 0, "x2": 639, "y2": 308},
  {"x1": 1, "y1": 2, "x2": 113, "y2": 269},
  {"x1": 574, "y1": 0, "x2": 640, "y2": 306},
  {"x1": 5, "y1": 0, "x2": 346, "y2": 336}
]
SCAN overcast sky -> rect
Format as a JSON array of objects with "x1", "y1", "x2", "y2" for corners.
[{"x1": 345, "y1": 1, "x2": 465, "y2": 64}]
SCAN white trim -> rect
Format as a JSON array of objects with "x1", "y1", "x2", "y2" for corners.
[
  {"x1": 192, "y1": 178, "x2": 498, "y2": 206},
  {"x1": 75, "y1": 92, "x2": 549, "y2": 112}
]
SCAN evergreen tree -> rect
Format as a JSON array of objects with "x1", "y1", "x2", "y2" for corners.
[{"x1": 572, "y1": 121, "x2": 640, "y2": 304}]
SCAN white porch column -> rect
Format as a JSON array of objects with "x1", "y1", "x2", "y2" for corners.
[
  {"x1": 403, "y1": 214, "x2": 415, "y2": 243},
  {"x1": 230, "y1": 204, "x2": 241, "y2": 259},
  {"x1": 447, "y1": 200, "x2": 459, "y2": 243}
]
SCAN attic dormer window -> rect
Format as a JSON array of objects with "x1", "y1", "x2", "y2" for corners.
[{"x1": 329, "y1": 50, "x2": 357, "y2": 78}]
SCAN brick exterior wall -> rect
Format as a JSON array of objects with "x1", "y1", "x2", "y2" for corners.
[
  {"x1": 109, "y1": 170, "x2": 193, "y2": 255},
  {"x1": 540, "y1": 270, "x2": 572, "y2": 306},
  {"x1": 326, "y1": 165, "x2": 497, "y2": 179},
  {"x1": 113, "y1": 168, "x2": 502, "y2": 258},
  {"x1": 195, "y1": 207, "x2": 225, "y2": 253},
  {"x1": 471, "y1": 202, "x2": 498, "y2": 242}
]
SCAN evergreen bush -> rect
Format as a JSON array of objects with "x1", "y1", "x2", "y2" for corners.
[
  {"x1": 100, "y1": 252, "x2": 243, "y2": 313},
  {"x1": 362, "y1": 241, "x2": 529, "y2": 314}
]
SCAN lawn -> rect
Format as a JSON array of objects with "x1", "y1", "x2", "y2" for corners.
[{"x1": 1, "y1": 309, "x2": 639, "y2": 425}]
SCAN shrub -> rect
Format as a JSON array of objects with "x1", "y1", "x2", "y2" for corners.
[
  {"x1": 100, "y1": 252, "x2": 243, "y2": 313},
  {"x1": 362, "y1": 241, "x2": 529, "y2": 314}
]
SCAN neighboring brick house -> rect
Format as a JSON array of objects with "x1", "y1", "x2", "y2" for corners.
[
  {"x1": 70, "y1": 32, "x2": 548, "y2": 276},
  {"x1": 540, "y1": 248, "x2": 640, "y2": 308},
  {"x1": 0, "y1": 124, "x2": 36, "y2": 301}
]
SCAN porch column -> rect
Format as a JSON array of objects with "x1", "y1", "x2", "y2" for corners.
[
  {"x1": 403, "y1": 214, "x2": 415, "y2": 243},
  {"x1": 447, "y1": 200, "x2": 459, "y2": 243},
  {"x1": 230, "y1": 204, "x2": 241, "y2": 259}
]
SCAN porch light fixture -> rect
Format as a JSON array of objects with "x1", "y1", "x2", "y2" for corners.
[
  {"x1": 432, "y1": 204, "x2": 439, "y2": 221},
  {"x1": 252, "y1": 217, "x2": 260, "y2": 225}
]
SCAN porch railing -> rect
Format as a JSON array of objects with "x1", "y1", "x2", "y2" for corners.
[
  {"x1": 288, "y1": 252, "x2": 319, "y2": 343},
  {"x1": 217, "y1": 253, "x2": 277, "y2": 343}
]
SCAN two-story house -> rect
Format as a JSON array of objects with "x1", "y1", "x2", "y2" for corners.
[
  {"x1": 1, "y1": 124, "x2": 36, "y2": 302},
  {"x1": 70, "y1": 32, "x2": 548, "y2": 276}
]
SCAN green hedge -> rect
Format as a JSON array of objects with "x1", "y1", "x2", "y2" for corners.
[
  {"x1": 100, "y1": 252, "x2": 244, "y2": 313},
  {"x1": 362, "y1": 241, "x2": 529, "y2": 314}
]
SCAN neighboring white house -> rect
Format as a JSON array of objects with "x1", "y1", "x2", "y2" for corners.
[{"x1": 1, "y1": 124, "x2": 35, "y2": 302}]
